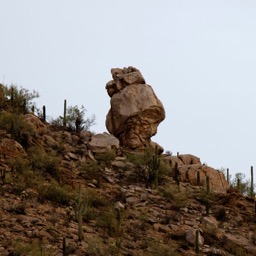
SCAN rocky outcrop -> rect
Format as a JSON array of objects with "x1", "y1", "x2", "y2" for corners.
[
  {"x1": 88, "y1": 132, "x2": 120, "y2": 154},
  {"x1": 0, "y1": 138, "x2": 28, "y2": 171},
  {"x1": 24, "y1": 114, "x2": 45, "y2": 131},
  {"x1": 168, "y1": 154, "x2": 229, "y2": 193},
  {"x1": 105, "y1": 66, "x2": 165, "y2": 150}
]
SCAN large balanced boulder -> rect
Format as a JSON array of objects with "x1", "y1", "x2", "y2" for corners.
[{"x1": 105, "y1": 66, "x2": 165, "y2": 149}]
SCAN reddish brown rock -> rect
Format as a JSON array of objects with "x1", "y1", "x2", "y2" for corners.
[
  {"x1": 24, "y1": 113, "x2": 46, "y2": 136},
  {"x1": 168, "y1": 154, "x2": 229, "y2": 193},
  {"x1": 0, "y1": 138, "x2": 28, "y2": 170}
]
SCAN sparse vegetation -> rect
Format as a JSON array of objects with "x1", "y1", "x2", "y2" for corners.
[
  {"x1": 230, "y1": 172, "x2": 253, "y2": 195},
  {"x1": 125, "y1": 145, "x2": 170, "y2": 188},
  {"x1": 0, "y1": 83, "x2": 255, "y2": 256},
  {"x1": 28, "y1": 147, "x2": 61, "y2": 179},
  {"x1": 50, "y1": 104, "x2": 96, "y2": 132},
  {"x1": 38, "y1": 180, "x2": 74, "y2": 205},
  {"x1": 0, "y1": 83, "x2": 39, "y2": 114},
  {"x1": 160, "y1": 184, "x2": 189, "y2": 209},
  {"x1": 95, "y1": 148, "x2": 116, "y2": 167},
  {"x1": 12, "y1": 239, "x2": 53, "y2": 256},
  {"x1": 0, "y1": 112, "x2": 35, "y2": 148}
]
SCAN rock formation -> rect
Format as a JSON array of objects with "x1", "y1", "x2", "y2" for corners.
[
  {"x1": 105, "y1": 66, "x2": 165, "y2": 150},
  {"x1": 168, "y1": 154, "x2": 229, "y2": 194}
]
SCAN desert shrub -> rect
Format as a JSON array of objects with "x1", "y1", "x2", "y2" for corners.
[
  {"x1": 79, "y1": 161, "x2": 102, "y2": 184},
  {"x1": 96, "y1": 204, "x2": 124, "y2": 240},
  {"x1": 126, "y1": 146, "x2": 170, "y2": 188},
  {"x1": 194, "y1": 188, "x2": 217, "y2": 203},
  {"x1": 158, "y1": 157, "x2": 172, "y2": 179},
  {"x1": 160, "y1": 185, "x2": 188, "y2": 209},
  {"x1": 28, "y1": 147, "x2": 60, "y2": 178},
  {"x1": 66, "y1": 105, "x2": 96, "y2": 131},
  {"x1": 6, "y1": 201, "x2": 27, "y2": 215},
  {"x1": 95, "y1": 149, "x2": 116, "y2": 167},
  {"x1": 87, "y1": 190, "x2": 108, "y2": 208},
  {"x1": 230, "y1": 172, "x2": 252, "y2": 195},
  {"x1": 143, "y1": 238, "x2": 180, "y2": 256},
  {"x1": 38, "y1": 180, "x2": 74, "y2": 205},
  {"x1": 12, "y1": 239, "x2": 53, "y2": 256},
  {"x1": 0, "y1": 84, "x2": 39, "y2": 114},
  {"x1": 86, "y1": 237, "x2": 104, "y2": 255},
  {"x1": 8, "y1": 156, "x2": 31, "y2": 175},
  {"x1": 96, "y1": 208, "x2": 116, "y2": 234},
  {"x1": 76, "y1": 190, "x2": 110, "y2": 222},
  {"x1": 0, "y1": 112, "x2": 35, "y2": 148},
  {"x1": 50, "y1": 105, "x2": 96, "y2": 132}
]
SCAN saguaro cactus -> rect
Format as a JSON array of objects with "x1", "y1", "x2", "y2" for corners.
[
  {"x1": 63, "y1": 237, "x2": 67, "y2": 256},
  {"x1": 205, "y1": 200, "x2": 209, "y2": 216},
  {"x1": 43, "y1": 105, "x2": 46, "y2": 121},
  {"x1": 151, "y1": 146, "x2": 160, "y2": 189},
  {"x1": 195, "y1": 229, "x2": 200, "y2": 254},
  {"x1": 75, "y1": 185, "x2": 88, "y2": 241},
  {"x1": 250, "y1": 166, "x2": 254, "y2": 196},
  {"x1": 63, "y1": 99, "x2": 67, "y2": 127},
  {"x1": 206, "y1": 176, "x2": 210, "y2": 194}
]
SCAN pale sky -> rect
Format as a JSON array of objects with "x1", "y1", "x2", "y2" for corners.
[{"x1": 1, "y1": 0, "x2": 256, "y2": 179}]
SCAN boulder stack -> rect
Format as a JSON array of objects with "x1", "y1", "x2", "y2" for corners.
[{"x1": 105, "y1": 66, "x2": 165, "y2": 150}]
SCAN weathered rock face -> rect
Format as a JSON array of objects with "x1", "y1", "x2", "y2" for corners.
[
  {"x1": 105, "y1": 66, "x2": 165, "y2": 149},
  {"x1": 168, "y1": 154, "x2": 229, "y2": 193},
  {"x1": 0, "y1": 138, "x2": 28, "y2": 170}
]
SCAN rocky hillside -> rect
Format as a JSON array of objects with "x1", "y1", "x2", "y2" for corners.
[{"x1": 0, "y1": 113, "x2": 256, "y2": 256}]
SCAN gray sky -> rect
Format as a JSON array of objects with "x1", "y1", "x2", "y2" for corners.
[{"x1": 1, "y1": 0, "x2": 256, "y2": 179}]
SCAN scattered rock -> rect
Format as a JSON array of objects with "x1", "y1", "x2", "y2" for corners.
[{"x1": 201, "y1": 216, "x2": 218, "y2": 229}]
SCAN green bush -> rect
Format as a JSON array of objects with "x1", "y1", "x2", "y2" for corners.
[
  {"x1": 160, "y1": 185, "x2": 188, "y2": 209},
  {"x1": 95, "y1": 149, "x2": 116, "y2": 168},
  {"x1": 38, "y1": 180, "x2": 74, "y2": 205},
  {"x1": 0, "y1": 84, "x2": 39, "y2": 114},
  {"x1": 79, "y1": 161, "x2": 102, "y2": 184},
  {"x1": 96, "y1": 207, "x2": 117, "y2": 235},
  {"x1": 50, "y1": 104, "x2": 96, "y2": 132},
  {"x1": 28, "y1": 147, "x2": 60, "y2": 178},
  {"x1": 0, "y1": 112, "x2": 35, "y2": 148},
  {"x1": 8, "y1": 156, "x2": 31, "y2": 175},
  {"x1": 230, "y1": 172, "x2": 252, "y2": 195},
  {"x1": 143, "y1": 238, "x2": 180, "y2": 256},
  {"x1": 126, "y1": 146, "x2": 170, "y2": 188},
  {"x1": 12, "y1": 239, "x2": 53, "y2": 256}
]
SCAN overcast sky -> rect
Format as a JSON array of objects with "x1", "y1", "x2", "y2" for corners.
[{"x1": 1, "y1": 0, "x2": 256, "y2": 179}]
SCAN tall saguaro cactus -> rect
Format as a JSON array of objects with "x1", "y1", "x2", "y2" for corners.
[
  {"x1": 62, "y1": 237, "x2": 67, "y2": 256},
  {"x1": 251, "y1": 166, "x2": 254, "y2": 196},
  {"x1": 63, "y1": 99, "x2": 67, "y2": 127},
  {"x1": 151, "y1": 146, "x2": 160, "y2": 190},
  {"x1": 75, "y1": 185, "x2": 88, "y2": 241},
  {"x1": 195, "y1": 229, "x2": 200, "y2": 254},
  {"x1": 43, "y1": 105, "x2": 46, "y2": 121}
]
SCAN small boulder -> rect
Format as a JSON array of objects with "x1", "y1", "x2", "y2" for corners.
[
  {"x1": 89, "y1": 132, "x2": 119, "y2": 154},
  {"x1": 186, "y1": 229, "x2": 204, "y2": 247}
]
